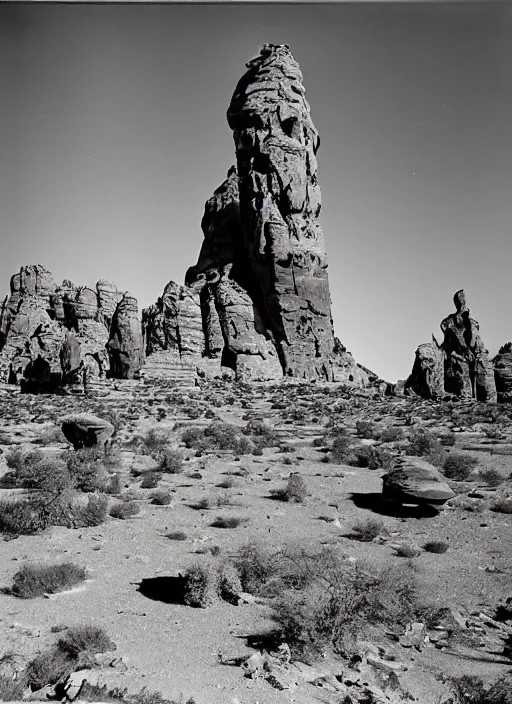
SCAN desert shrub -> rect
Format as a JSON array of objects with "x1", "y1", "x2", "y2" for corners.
[
  {"x1": 232, "y1": 542, "x2": 281, "y2": 596},
  {"x1": 244, "y1": 420, "x2": 277, "y2": 447},
  {"x1": 78, "y1": 683, "x2": 196, "y2": 704},
  {"x1": 443, "y1": 453, "x2": 479, "y2": 481},
  {"x1": 140, "y1": 473, "x2": 160, "y2": 489},
  {"x1": 349, "y1": 445, "x2": 393, "y2": 470},
  {"x1": 104, "y1": 474, "x2": 122, "y2": 495},
  {"x1": 379, "y1": 426, "x2": 404, "y2": 443},
  {"x1": 355, "y1": 421, "x2": 378, "y2": 439},
  {"x1": 66, "y1": 448, "x2": 106, "y2": 493},
  {"x1": 351, "y1": 519, "x2": 384, "y2": 542},
  {"x1": 218, "y1": 561, "x2": 243, "y2": 605},
  {"x1": 109, "y1": 501, "x2": 140, "y2": 519},
  {"x1": 181, "y1": 422, "x2": 254, "y2": 455},
  {"x1": 423, "y1": 541, "x2": 449, "y2": 554},
  {"x1": 448, "y1": 674, "x2": 512, "y2": 704},
  {"x1": 10, "y1": 562, "x2": 87, "y2": 598},
  {"x1": 407, "y1": 429, "x2": 446, "y2": 467},
  {"x1": 439, "y1": 433, "x2": 457, "y2": 447},
  {"x1": 5, "y1": 447, "x2": 43, "y2": 473},
  {"x1": 140, "y1": 428, "x2": 172, "y2": 457},
  {"x1": 26, "y1": 647, "x2": 74, "y2": 690},
  {"x1": 58, "y1": 624, "x2": 115, "y2": 658},
  {"x1": 182, "y1": 563, "x2": 218, "y2": 608},
  {"x1": 217, "y1": 477, "x2": 235, "y2": 489},
  {"x1": 394, "y1": 543, "x2": 421, "y2": 558},
  {"x1": 330, "y1": 429, "x2": 353, "y2": 463},
  {"x1": 272, "y1": 555, "x2": 422, "y2": 658},
  {"x1": 271, "y1": 474, "x2": 307, "y2": 503},
  {"x1": 0, "y1": 497, "x2": 57, "y2": 536},
  {"x1": 5, "y1": 449, "x2": 73, "y2": 495},
  {"x1": 0, "y1": 673, "x2": 26, "y2": 700},
  {"x1": 210, "y1": 516, "x2": 245, "y2": 529},
  {"x1": 37, "y1": 426, "x2": 67, "y2": 446},
  {"x1": 72, "y1": 494, "x2": 109, "y2": 527},
  {"x1": 157, "y1": 447, "x2": 183, "y2": 474},
  {"x1": 150, "y1": 490, "x2": 172, "y2": 506},
  {"x1": 166, "y1": 531, "x2": 187, "y2": 541},
  {"x1": 490, "y1": 498, "x2": 512, "y2": 514},
  {"x1": 480, "y1": 468, "x2": 503, "y2": 487}
]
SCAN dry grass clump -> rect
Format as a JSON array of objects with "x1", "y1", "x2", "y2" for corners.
[
  {"x1": 349, "y1": 445, "x2": 393, "y2": 470},
  {"x1": 351, "y1": 518, "x2": 385, "y2": 542},
  {"x1": 140, "y1": 473, "x2": 160, "y2": 489},
  {"x1": 109, "y1": 500, "x2": 140, "y2": 519},
  {"x1": 270, "y1": 474, "x2": 307, "y2": 503},
  {"x1": 9, "y1": 562, "x2": 87, "y2": 598},
  {"x1": 490, "y1": 497, "x2": 512, "y2": 514},
  {"x1": 181, "y1": 422, "x2": 254, "y2": 455},
  {"x1": 157, "y1": 447, "x2": 183, "y2": 474},
  {"x1": 77, "y1": 683, "x2": 196, "y2": 704},
  {"x1": 150, "y1": 490, "x2": 173, "y2": 506},
  {"x1": 355, "y1": 420, "x2": 378, "y2": 439},
  {"x1": 165, "y1": 531, "x2": 187, "y2": 541},
  {"x1": 57, "y1": 624, "x2": 115, "y2": 659},
  {"x1": 407, "y1": 429, "x2": 446, "y2": 468},
  {"x1": 443, "y1": 452, "x2": 479, "y2": 481},
  {"x1": 479, "y1": 468, "x2": 503, "y2": 487},
  {"x1": 423, "y1": 540, "x2": 449, "y2": 554},
  {"x1": 210, "y1": 515, "x2": 246, "y2": 529}
]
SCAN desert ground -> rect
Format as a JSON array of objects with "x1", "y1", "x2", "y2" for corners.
[{"x1": 0, "y1": 377, "x2": 511, "y2": 704}]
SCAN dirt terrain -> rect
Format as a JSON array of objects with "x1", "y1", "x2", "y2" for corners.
[{"x1": 0, "y1": 378, "x2": 511, "y2": 704}]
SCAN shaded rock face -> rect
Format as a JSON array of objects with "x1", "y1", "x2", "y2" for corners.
[
  {"x1": 227, "y1": 44, "x2": 334, "y2": 380},
  {"x1": 493, "y1": 342, "x2": 512, "y2": 403},
  {"x1": 0, "y1": 265, "x2": 141, "y2": 391},
  {"x1": 107, "y1": 294, "x2": 144, "y2": 379},
  {"x1": 406, "y1": 290, "x2": 497, "y2": 402}
]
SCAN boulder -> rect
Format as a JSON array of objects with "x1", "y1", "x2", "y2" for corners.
[
  {"x1": 382, "y1": 458, "x2": 455, "y2": 505},
  {"x1": 60, "y1": 413, "x2": 114, "y2": 450}
]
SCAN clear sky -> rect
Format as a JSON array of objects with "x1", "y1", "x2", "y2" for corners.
[{"x1": 1, "y1": 2, "x2": 511, "y2": 382}]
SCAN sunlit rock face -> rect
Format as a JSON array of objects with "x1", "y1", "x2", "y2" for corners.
[
  {"x1": 0, "y1": 264, "x2": 142, "y2": 391},
  {"x1": 227, "y1": 44, "x2": 335, "y2": 380}
]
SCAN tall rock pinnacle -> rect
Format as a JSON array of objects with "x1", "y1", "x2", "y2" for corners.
[{"x1": 227, "y1": 44, "x2": 335, "y2": 379}]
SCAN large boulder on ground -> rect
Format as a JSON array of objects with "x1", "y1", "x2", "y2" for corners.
[
  {"x1": 382, "y1": 458, "x2": 455, "y2": 506},
  {"x1": 60, "y1": 413, "x2": 114, "y2": 450}
]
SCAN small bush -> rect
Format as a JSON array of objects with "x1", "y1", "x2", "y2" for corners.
[
  {"x1": 355, "y1": 421, "x2": 378, "y2": 439},
  {"x1": 141, "y1": 428, "x2": 172, "y2": 457},
  {"x1": 157, "y1": 448, "x2": 183, "y2": 474},
  {"x1": 104, "y1": 474, "x2": 123, "y2": 495},
  {"x1": 394, "y1": 543, "x2": 421, "y2": 558},
  {"x1": 182, "y1": 563, "x2": 218, "y2": 608},
  {"x1": 210, "y1": 516, "x2": 245, "y2": 529},
  {"x1": 443, "y1": 453, "x2": 479, "y2": 481},
  {"x1": 379, "y1": 426, "x2": 404, "y2": 443},
  {"x1": 407, "y1": 429, "x2": 446, "y2": 467},
  {"x1": 73, "y1": 494, "x2": 109, "y2": 528},
  {"x1": 232, "y1": 542, "x2": 280, "y2": 596},
  {"x1": 140, "y1": 473, "x2": 160, "y2": 489},
  {"x1": 166, "y1": 531, "x2": 187, "y2": 541},
  {"x1": 218, "y1": 561, "x2": 242, "y2": 605},
  {"x1": 150, "y1": 490, "x2": 172, "y2": 506},
  {"x1": 58, "y1": 624, "x2": 115, "y2": 658},
  {"x1": 349, "y1": 445, "x2": 393, "y2": 470},
  {"x1": 351, "y1": 519, "x2": 384, "y2": 542},
  {"x1": 66, "y1": 448, "x2": 106, "y2": 493},
  {"x1": 26, "y1": 647, "x2": 74, "y2": 690},
  {"x1": 217, "y1": 477, "x2": 235, "y2": 489},
  {"x1": 448, "y1": 674, "x2": 512, "y2": 704},
  {"x1": 10, "y1": 562, "x2": 87, "y2": 598},
  {"x1": 423, "y1": 540, "x2": 449, "y2": 554},
  {"x1": 480, "y1": 468, "x2": 503, "y2": 487},
  {"x1": 330, "y1": 429, "x2": 352, "y2": 463},
  {"x1": 109, "y1": 501, "x2": 140, "y2": 519},
  {"x1": 181, "y1": 421, "x2": 255, "y2": 455}
]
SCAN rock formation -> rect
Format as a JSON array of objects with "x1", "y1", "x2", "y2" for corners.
[
  {"x1": 493, "y1": 342, "x2": 512, "y2": 403},
  {"x1": 107, "y1": 294, "x2": 144, "y2": 380},
  {"x1": 406, "y1": 290, "x2": 497, "y2": 402},
  {"x1": 227, "y1": 44, "x2": 334, "y2": 380},
  {"x1": 60, "y1": 412, "x2": 115, "y2": 450},
  {"x1": 0, "y1": 264, "x2": 142, "y2": 392},
  {"x1": 142, "y1": 45, "x2": 379, "y2": 387},
  {"x1": 382, "y1": 458, "x2": 455, "y2": 506}
]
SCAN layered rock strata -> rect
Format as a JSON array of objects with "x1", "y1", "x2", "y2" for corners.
[
  {"x1": 0, "y1": 265, "x2": 143, "y2": 392},
  {"x1": 143, "y1": 45, "x2": 378, "y2": 387},
  {"x1": 406, "y1": 290, "x2": 497, "y2": 402}
]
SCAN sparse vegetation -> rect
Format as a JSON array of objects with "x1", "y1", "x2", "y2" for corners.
[
  {"x1": 210, "y1": 516, "x2": 246, "y2": 529},
  {"x1": 443, "y1": 452, "x2": 479, "y2": 480},
  {"x1": 423, "y1": 540, "x2": 449, "y2": 554},
  {"x1": 150, "y1": 490, "x2": 173, "y2": 505},
  {"x1": 480, "y1": 468, "x2": 503, "y2": 487},
  {"x1": 407, "y1": 429, "x2": 446, "y2": 467},
  {"x1": 270, "y1": 474, "x2": 307, "y2": 503},
  {"x1": 109, "y1": 500, "x2": 140, "y2": 519},
  {"x1": 351, "y1": 519, "x2": 384, "y2": 542},
  {"x1": 9, "y1": 562, "x2": 87, "y2": 598}
]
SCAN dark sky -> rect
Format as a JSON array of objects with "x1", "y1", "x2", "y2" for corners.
[{"x1": 1, "y1": 2, "x2": 511, "y2": 381}]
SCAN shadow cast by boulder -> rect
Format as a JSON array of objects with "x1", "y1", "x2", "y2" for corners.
[
  {"x1": 349, "y1": 492, "x2": 440, "y2": 518},
  {"x1": 137, "y1": 576, "x2": 186, "y2": 604}
]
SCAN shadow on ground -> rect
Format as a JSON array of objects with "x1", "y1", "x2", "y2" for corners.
[
  {"x1": 137, "y1": 576, "x2": 186, "y2": 604},
  {"x1": 349, "y1": 492, "x2": 440, "y2": 518}
]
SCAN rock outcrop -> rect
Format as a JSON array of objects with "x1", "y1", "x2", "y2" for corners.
[
  {"x1": 60, "y1": 412, "x2": 115, "y2": 450},
  {"x1": 107, "y1": 294, "x2": 144, "y2": 380},
  {"x1": 0, "y1": 264, "x2": 142, "y2": 392},
  {"x1": 493, "y1": 342, "x2": 512, "y2": 403},
  {"x1": 227, "y1": 44, "x2": 334, "y2": 380},
  {"x1": 406, "y1": 290, "x2": 497, "y2": 402},
  {"x1": 143, "y1": 45, "x2": 379, "y2": 387}
]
